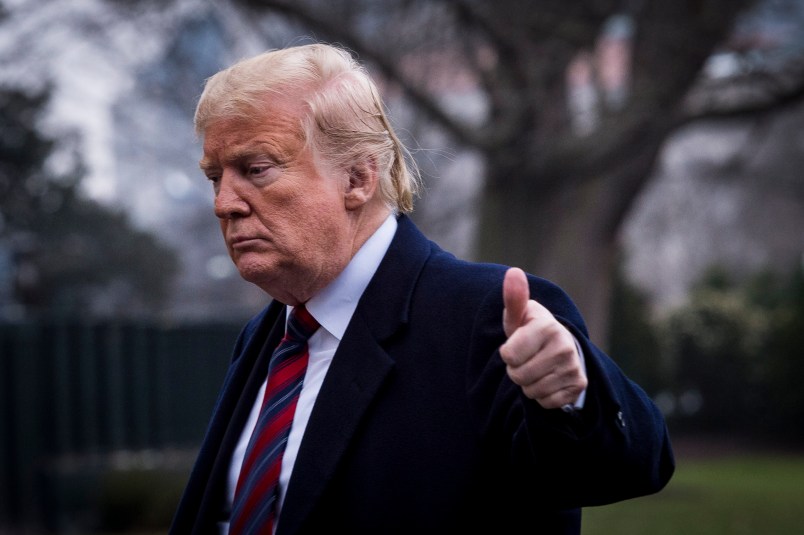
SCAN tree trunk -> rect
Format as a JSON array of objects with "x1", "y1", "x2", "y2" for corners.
[{"x1": 478, "y1": 172, "x2": 619, "y2": 347}]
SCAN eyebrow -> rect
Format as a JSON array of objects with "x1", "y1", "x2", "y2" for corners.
[
  {"x1": 199, "y1": 143, "x2": 286, "y2": 172},
  {"x1": 199, "y1": 157, "x2": 216, "y2": 172}
]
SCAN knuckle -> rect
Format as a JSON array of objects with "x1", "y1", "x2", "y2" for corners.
[
  {"x1": 528, "y1": 386, "x2": 546, "y2": 403},
  {"x1": 578, "y1": 374, "x2": 589, "y2": 391},
  {"x1": 498, "y1": 343, "x2": 512, "y2": 362},
  {"x1": 506, "y1": 365, "x2": 525, "y2": 386}
]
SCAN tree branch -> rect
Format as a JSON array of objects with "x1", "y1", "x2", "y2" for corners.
[
  {"x1": 682, "y1": 55, "x2": 804, "y2": 120},
  {"x1": 238, "y1": 0, "x2": 486, "y2": 148}
]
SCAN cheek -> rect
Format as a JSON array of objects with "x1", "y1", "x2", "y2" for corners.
[
  {"x1": 286, "y1": 187, "x2": 341, "y2": 228},
  {"x1": 308, "y1": 201, "x2": 347, "y2": 235}
]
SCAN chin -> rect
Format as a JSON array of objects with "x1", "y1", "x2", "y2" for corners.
[
  {"x1": 236, "y1": 263, "x2": 278, "y2": 291},
  {"x1": 237, "y1": 267, "x2": 267, "y2": 284}
]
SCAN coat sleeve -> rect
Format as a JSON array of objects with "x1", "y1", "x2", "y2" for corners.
[{"x1": 466, "y1": 274, "x2": 675, "y2": 509}]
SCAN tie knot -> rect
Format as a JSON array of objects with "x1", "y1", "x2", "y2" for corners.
[{"x1": 286, "y1": 304, "x2": 320, "y2": 342}]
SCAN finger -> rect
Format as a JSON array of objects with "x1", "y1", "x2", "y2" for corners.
[
  {"x1": 499, "y1": 301, "x2": 551, "y2": 366},
  {"x1": 505, "y1": 332, "x2": 575, "y2": 386},
  {"x1": 516, "y1": 365, "x2": 588, "y2": 409},
  {"x1": 503, "y1": 267, "x2": 530, "y2": 338},
  {"x1": 504, "y1": 327, "x2": 588, "y2": 408},
  {"x1": 528, "y1": 384, "x2": 586, "y2": 410}
]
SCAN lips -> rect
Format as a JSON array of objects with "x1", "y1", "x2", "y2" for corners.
[{"x1": 229, "y1": 235, "x2": 264, "y2": 250}]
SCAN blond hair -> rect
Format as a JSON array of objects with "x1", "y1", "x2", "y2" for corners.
[{"x1": 195, "y1": 43, "x2": 421, "y2": 213}]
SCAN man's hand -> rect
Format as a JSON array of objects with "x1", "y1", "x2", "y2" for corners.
[{"x1": 500, "y1": 267, "x2": 588, "y2": 409}]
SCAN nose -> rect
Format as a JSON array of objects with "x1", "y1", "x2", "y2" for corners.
[{"x1": 214, "y1": 171, "x2": 250, "y2": 219}]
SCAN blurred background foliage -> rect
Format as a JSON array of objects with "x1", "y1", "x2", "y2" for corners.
[
  {"x1": 610, "y1": 262, "x2": 804, "y2": 442},
  {"x1": 0, "y1": 88, "x2": 178, "y2": 318}
]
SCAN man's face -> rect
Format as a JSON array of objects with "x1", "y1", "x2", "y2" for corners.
[{"x1": 199, "y1": 97, "x2": 354, "y2": 305}]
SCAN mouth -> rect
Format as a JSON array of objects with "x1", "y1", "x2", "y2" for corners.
[{"x1": 229, "y1": 236, "x2": 264, "y2": 250}]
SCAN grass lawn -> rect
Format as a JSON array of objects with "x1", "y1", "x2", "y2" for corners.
[{"x1": 582, "y1": 451, "x2": 804, "y2": 534}]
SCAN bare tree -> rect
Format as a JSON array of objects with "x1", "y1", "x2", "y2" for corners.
[{"x1": 224, "y1": 0, "x2": 768, "y2": 342}]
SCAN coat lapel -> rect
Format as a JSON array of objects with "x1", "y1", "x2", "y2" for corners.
[
  {"x1": 183, "y1": 301, "x2": 286, "y2": 532},
  {"x1": 276, "y1": 215, "x2": 432, "y2": 535},
  {"x1": 276, "y1": 316, "x2": 394, "y2": 534}
]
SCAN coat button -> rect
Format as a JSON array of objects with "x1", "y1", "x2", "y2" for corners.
[{"x1": 616, "y1": 410, "x2": 626, "y2": 428}]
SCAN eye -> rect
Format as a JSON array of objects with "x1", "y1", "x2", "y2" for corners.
[
  {"x1": 244, "y1": 162, "x2": 281, "y2": 185},
  {"x1": 203, "y1": 173, "x2": 221, "y2": 195},
  {"x1": 206, "y1": 174, "x2": 220, "y2": 189},
  {"x1": 247, "y1": 164, "x2": 273, "y2": 177}
]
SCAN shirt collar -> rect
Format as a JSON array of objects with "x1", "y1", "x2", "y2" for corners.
[{"x1": 300, "y1": 214, "x2": 397, "y2": 340}]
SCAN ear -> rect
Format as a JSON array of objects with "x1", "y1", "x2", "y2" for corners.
[{"x1": 344, "y1": 158, "x2": 379, "y2": 210}]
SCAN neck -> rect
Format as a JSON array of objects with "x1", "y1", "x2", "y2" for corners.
[
  {"x1": 274, "y1": 206, "x2": 393, "y2": 306},
  {"x1": 348, "y1": 204, "x2": 393, "y2": 258}
]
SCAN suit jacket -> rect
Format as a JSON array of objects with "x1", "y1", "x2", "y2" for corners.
[{"x1": 171, "y1": 215, "x2": 674, "y2": 535}]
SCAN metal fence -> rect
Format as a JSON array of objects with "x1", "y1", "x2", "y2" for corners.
[{"x1": 0, "y1": 319, "x2": 242, "y2": 532}]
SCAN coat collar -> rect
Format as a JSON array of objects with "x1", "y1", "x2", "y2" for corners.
[
  {"x1": 276, "y1": 214, "x2": 432, "y2": 534},
  {"x1": 354, "y1": 214, "x2": 432, "y2": 340}
]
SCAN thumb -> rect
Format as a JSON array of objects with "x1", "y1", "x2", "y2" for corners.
[{"x1": 503, "y1": 267, "x2": 530, "y2": 338}]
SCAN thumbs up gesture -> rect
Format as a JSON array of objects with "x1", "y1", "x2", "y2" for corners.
[{"x1": 500, "y1": 267, "x2": 588, "y2": 410}]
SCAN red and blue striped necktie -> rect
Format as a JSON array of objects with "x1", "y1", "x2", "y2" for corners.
[{"x1": 229, "y1": 304, "x2": 320, "y2": 535}]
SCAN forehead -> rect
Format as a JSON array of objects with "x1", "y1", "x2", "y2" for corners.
[{"x1": 200, "y1": 101, "x2": 307, "y2": 163}]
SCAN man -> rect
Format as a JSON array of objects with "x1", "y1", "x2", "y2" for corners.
[{"x1": 171, "y1": 43, "x2": 674, "y2": 535}]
